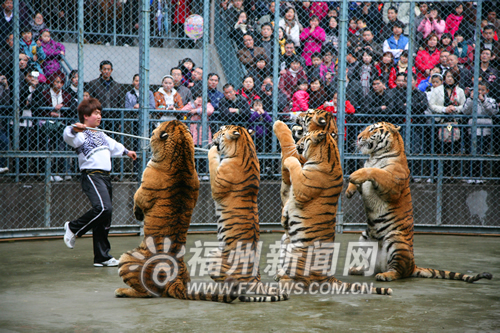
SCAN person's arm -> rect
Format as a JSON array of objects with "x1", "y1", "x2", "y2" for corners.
[
  {"x1": 148, "y1": 91, "x2": 155, "y2": 109},
  {"x1": 454, "y1": 88, "x2": 466, "y2": 114},
  {"x1": 433, "y1": 19, "x2": 446, "y2": 36},
  {"x1": 174, "y1": 92, "x2": 184, "y2": 110},
  {"x1": 482, "y1": 97, "x2": 498, "y2": 116},
  {"x1": 105, "y1": 133, "x2": 136, "y2": 159},
  {"x1": 299, "y1": 27, "x2": 310, "y2": 42},
  {"x1": 124, "y1": 92, "x2": 134, "y2": 109},
  {"x1": 417, "y1": 18, "x2": 428, "y2": 34},
  {"x1": 462, "y1": 97, "x2": 473, "y2": 115},
  {"x1": 312, "y1": 27, "x2": 326, "y2": 43},
  {"x1": 428, "y1": 87, "x2": 447, "y2": 114},
  {"x1": 63, "y1": 125, "x2": 85, "y2": 148}
]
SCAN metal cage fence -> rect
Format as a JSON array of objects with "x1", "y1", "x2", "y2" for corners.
[{"x1": 0, "y1": 0, "x2": 499, "y2": 239}]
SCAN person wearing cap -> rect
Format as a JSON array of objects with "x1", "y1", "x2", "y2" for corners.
[{"x1": 382, "y1": 20, "x2": 408, "y2": 64}]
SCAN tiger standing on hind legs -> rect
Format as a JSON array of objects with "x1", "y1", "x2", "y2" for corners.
[
  {"x1": 273, "y1": 121, "x2": 392, "y2": 296},
  {"x1": 345, "y1": 122, "x2": 493, "y2": 283},
  {"x1": 115, "y1": 120, "x2": 238, "y2": 303},
  {"x1": 208, "y1": 125, "x2": 288, "y2": 302}
]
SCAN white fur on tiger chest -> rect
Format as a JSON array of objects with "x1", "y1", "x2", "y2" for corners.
[{"x1": 360, "y1": 158, "x2": 391, "y2": 224}]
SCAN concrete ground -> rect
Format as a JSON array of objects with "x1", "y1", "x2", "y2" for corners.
[{"x1": 0, "y1": 233, "x2": 499, "y2": 333}]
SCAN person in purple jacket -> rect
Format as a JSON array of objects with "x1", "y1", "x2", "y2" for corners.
[
  {"x1": 39, "y1": 29, "x2": 65, "y2": 77},
  {"x1": 248, "y1": 99, "x2": 272, "y2": 152}
]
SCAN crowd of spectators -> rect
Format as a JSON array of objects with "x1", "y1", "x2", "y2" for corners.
[{"x1": 0, "y1": 0, "x2": 500, "y2": 182}]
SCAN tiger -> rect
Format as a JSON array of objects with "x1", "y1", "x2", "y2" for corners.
[
  {"x1": 279, "y1": 109, "x2": 339, "y2": 206},
  {"x1": 115, "y1": 120, "x2": 239, "y2": 302},
  {"x1": 208, "y1": 125, "x2": 288, "y2": 302},
  {"x1": 274, "y1": 121, "x2": 392, "y2": 295},
  {"x1": 345, "y1": 122, "x2": 493, "y2": 283}
]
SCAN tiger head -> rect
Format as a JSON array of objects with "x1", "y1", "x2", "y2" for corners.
[
  {"x1": 300, "y1": 130, "x2": 339, "y2": 162},
  {"x1": 212, "y1": 125, "x2": 256, "y2": 157},
  {"x1": 150, "y1": 120, "x2": 195, "y2": 167},
  {"x1": 292, "y1": 109, "x2": 338, "y2": 141},
  {"x1": 357, "y1": 122, "x2": 404, "y2": 156}
]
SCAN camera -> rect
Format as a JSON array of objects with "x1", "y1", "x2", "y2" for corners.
[{"x1": 265, "y1": 84, "x2": 272, "y2": 92}]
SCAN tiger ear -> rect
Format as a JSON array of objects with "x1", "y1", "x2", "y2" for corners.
[
  {"x1": 247, "y1": 129, "x2": 255, "y2": 136},
  {"x1": 388, "y1": 123, "x2": 401, "y2": 133},
  {"x1": 229, "y1": 130, "x2": 241, "y2": 139},
  {"x1": 312, "y1": 132, "x2": 327, "y2": 143}
]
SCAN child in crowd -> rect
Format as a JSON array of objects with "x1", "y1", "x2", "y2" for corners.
[
  {"x1": 182, "y1": 93, "x2": 214, "y2": 147},
  {"x1": 307, "y1": 52, "x2": 322, "y2": 79},
  {"x1": 39, "y1": 29, "x2": 65, "y2": 77},
  {"x1": 418, "y1": 65, "x2": 442, "y2": 92},
  {"x1": 62, "y1": 98, "x2": 137, "y2": 266},
  {"x1": 20, "y1": 26, "x2": 46, "y2": 82},
  {"x1": 291, "y1": 78, "x2": 309, "y2": 112},
  {"x1": 249, "y1": 99, "x2": 272, "y2": 152}
]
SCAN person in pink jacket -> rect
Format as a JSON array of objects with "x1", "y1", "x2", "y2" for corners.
[
  {"x1": 182, "y1": 93, "x2": 214, "y2": 146},
  {"x1": 300, "y1": 16, "x2": 326, "y2": 66},
  {"x1": 415, "y1": 33, "x2": 441, "y2": 83},
  {"x1": 292, "y1": 79, "x2": 310, "y2": 112},
  {"x1": 417, "y1": 7, "x2": 446, "y2": 39},
  {"x1": 306, "y1": 2, "x2": 329, "y2": 22},
  {"x1": 445, "y1": 4, "x2": 464, "y2": 36}
]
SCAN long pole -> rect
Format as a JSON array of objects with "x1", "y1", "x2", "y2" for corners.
[{"x1": 336, "y1": 0, "x2": 349, "y2": 234}]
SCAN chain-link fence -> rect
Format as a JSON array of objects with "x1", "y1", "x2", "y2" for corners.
[{"x1": 0, "y1": 0, "x2": 499, "y2": 238}]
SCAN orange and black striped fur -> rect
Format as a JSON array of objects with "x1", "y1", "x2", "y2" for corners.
[
  {"x1": 280, "y1": 109, "x2": 339, "y2": 205},
  {"x1": 346, "y1": 122, "x2": 492, "y2": 283},
  {"x1": 208, "y1": 125, "x2": 288, "y2": 302},
  {"x1": 274, "y1": 122, "x2": 392, "y2": 295},
  {"x1": 115, "y1": 120, "x2": 238, "y2": 302}
]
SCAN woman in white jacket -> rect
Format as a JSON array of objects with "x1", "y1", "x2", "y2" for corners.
[
  {"x1": 427, "y1": 69, "x2": 466, "y2": 179},
  {"x1": 279, "y1": 7, "x2": 302, "y2": 49}
]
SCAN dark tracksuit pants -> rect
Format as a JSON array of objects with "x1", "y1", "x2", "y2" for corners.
[{"x1": 68, "y1": 170, "x2": 113, "y2": 263}]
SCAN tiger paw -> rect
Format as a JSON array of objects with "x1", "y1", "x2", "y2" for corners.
[
  {"x1": 273, "y1": 120, "x2": 292, "y2": 136},
  {"x1": 375, "y1": 272, "x2": 398, "y2": 282},
  {"x1": 348, "y1": 266, "x2": 365, "y2": 275},
  {"x1": 348, "y1": 169, "x2": 369, "y2": 185},
  {"x1": 345, "y1": 183, "x2": 357, "y2": 199}
]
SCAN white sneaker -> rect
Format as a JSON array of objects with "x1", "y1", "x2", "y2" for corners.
[
  {"x1": 0, "y1": 167, "x2": 8, "y2": 173},
  {"x1": 426, "y1": 179, "x2": 433, "y2": 183},
  {"x1": 413, "y1": 178, "x2": 422, "y2": 183},
  {"x1": 466, "y1": 179, "x2": 475, "y2": 184},
  {"x1": 64, "y1": 176, "x2": 72, "y2": 181},
  {"x1": 51, "y1": 176, "x2": 64, "y2": 182},
  {"x1": 201, "y1": 175, "x2": 210, "y2": 181},
  {"x1": 94, "y1": 257, "x2": 119, "y2": 267},
  {"x1": 63, "y1": 222, "x2": 75, "y2": 249},
  {"x1": 475, "y1": 180, "x2": 484, "y2": 184}
]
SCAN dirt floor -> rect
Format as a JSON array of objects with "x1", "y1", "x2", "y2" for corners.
[{"x1": 0, "y1": 232, "x2": 499, "y2": 332}]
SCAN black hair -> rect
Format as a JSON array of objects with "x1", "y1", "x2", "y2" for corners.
[
  {"x1": 311, "y1": 52, "x2": 322, "y2": 60},
  {"x1": 69, "y1": 69, "x2": 78, "y2": 81},
  {"x1": 133, "y1": 73, "x2": 139, "y2": 81},
  {"x1": 170, "y1": 67, "x2": 182, "y2": 74},
  {"x1": 208, "y1": 73, "x2": 220, "y2": 80},
  {"x1": 483, "y1": 24, "x2": 496, "y2": 32},
  {"x1": 99, "y1": 60, "x2": 113, "y2": 70},
  {"x1": 223, "y1": 83, "x2": 234, "y2": 91},
  {"x1": 388, "y1": 6, "x2": 398, "y2": 14},
  {"x1": 261, "y1": 22, "x2": 273, "y2": 30}
]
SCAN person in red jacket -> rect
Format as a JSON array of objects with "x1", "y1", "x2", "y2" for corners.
[
  {"x1": 415, "y1": 33, "x2": 441, "y2": 83},
  {"x1": 291, "y1": 79, "x2": 309, "y2": 112}
]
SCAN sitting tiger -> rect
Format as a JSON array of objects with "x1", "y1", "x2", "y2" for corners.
[
  {"x1": 274, "y1": 121, "x2": 392, "y2": 295},
  {"x1": 208, "y1": 125, "x2": 288, "y2": 302},
  {"x1": 346, "y1": 122, "x2": 493, "y2": 283},
  {"x1": 115, "y1": 120, "x2": 238, "y2": 302}
]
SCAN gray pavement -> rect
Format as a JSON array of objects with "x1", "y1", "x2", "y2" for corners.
[{"x1": 0, "y1": 233, "x2": 499, "y2": 332}]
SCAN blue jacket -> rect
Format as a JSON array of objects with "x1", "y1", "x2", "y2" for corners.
[{"x1": 20, "y1": 39, "x2": 46, "y2": 74}]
